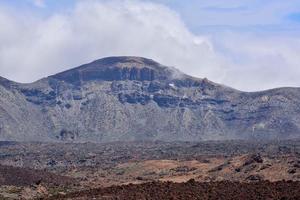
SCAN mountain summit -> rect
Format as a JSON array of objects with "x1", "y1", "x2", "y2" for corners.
[
  {"x1": 0, "y1": 56, "x2": 300, "y2": 142},
  {"x1": 51, "y1": 56, "x2": 186, "y2": 84}
]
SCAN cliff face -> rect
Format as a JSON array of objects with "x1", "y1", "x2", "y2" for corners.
[{"x1": 1, "y1": 56, "x2": 300, "y2": 142}]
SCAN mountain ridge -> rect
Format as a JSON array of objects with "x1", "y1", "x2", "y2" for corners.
[
  {"x1": 0, "y1": 56, "x2": 300, "y2": 142},
  {"x1": 1, "y1": 56, "x2": 299, "y2": 93}
]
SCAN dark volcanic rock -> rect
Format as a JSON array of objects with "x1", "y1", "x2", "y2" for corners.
[
  {"x1": 49, "y1": 180, "x2": 300, "y2": 200},
  {"x1": 0, "y1": 164, "x2": 73, "y2": 187},
  {"x1": 153, "y1": 94, "x2": 180, "y2": 108},
  {"x1": 246, "y1": 174, "x2": 264, "y2": 181},
  {"x1": 1, "y1": 56, "x2": 300, "y2": 142},
  {"x1": 118, "y1": 92, "x2": 151, "y2": 105},
  {"x1": 244, "y1": 154, "x2": 263, "y2": 166}
]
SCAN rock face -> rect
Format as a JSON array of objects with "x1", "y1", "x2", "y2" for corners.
[{"x1": 1, "y1": 56, "x2": 300, "y2": 142}]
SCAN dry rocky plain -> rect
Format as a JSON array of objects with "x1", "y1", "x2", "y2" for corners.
[{"x1": 0, "y1": 140, "x2": 300, "y2": 199}]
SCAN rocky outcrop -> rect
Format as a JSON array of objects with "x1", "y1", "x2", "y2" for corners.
[{"x1": 0, "y1": 56, "x2": 300, "y2": 142}]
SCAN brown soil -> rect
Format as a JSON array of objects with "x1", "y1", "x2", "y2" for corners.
[
  {"x1": 49, "y1": 180, "x2": 300, "y2": 200},
  {"x1": 71, "y1": 154, "x2": 300, "y2": 188}
]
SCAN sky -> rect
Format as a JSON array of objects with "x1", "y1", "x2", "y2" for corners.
[{"x1": 0, "y1": 0, "x2": 300, "y2": 91}]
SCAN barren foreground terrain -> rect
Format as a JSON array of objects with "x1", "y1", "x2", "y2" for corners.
[
  {"x1": 49, "y1": 180, "x2": 300, "y2": 200},
  {"x1": 0, "y1": 140, "x2": 300, "y2": 199}
]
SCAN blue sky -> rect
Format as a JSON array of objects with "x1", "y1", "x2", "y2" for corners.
[
  {"x1": 1, "y1": 0, "x2": 300, "y2": 91},
  {"x1": 4, "y1": 0, "x2": 300, "y2": 31},
  {"x1": 156, "y1": 0, "x2": 300, "y2": 30}
]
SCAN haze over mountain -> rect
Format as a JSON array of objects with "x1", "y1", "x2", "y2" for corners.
[{"x1": 0, "y1": 56, "x2": 300, "y2": 142}]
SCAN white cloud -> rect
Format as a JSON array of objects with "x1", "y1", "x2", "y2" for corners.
[
  {"x1": 0, "y1": 0, "x2": 300, "y2": 91},
  {"x1": 0, "y1": 0, "x2": 224, "y2": 85},
  {"x1": 211, "y1": 32, "x2": 300, "y2": 91}
]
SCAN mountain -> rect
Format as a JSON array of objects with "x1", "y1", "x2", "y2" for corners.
[{"x1": 0, "y1": 56, "x2": 300, "y2": 142}]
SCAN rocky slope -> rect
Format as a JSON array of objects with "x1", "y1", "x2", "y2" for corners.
[{"x1": 1, "y1": 56, "x2": 300, "y2": 142}]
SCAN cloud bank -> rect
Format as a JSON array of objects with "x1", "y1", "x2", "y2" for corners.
[{"x1": 0, "y1": 0, "x2": 300, "y2": 91}]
